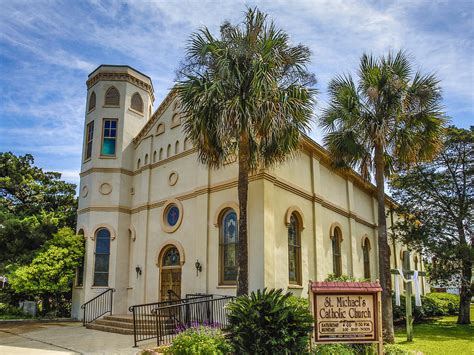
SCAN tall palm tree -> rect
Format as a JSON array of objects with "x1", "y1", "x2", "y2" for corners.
[
  {"x1": 176, "y1": 8, "x2": 316, "y2": 296},
  {"x1": 320, "y1": 51, "x2": 445, "y2": 342}
]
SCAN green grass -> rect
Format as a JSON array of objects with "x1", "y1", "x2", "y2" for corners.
[{"x1": 394, "y1": 306, "x2": 474, "y2": 354}]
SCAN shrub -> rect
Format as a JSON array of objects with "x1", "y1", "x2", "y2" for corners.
[
  {"x1": 383, "y1": 344, "x2": 407, "y2": 354},
  {"x1": 165, "y1": 326, "x2": 232, "y2": 355},
  {"x1": 392, "y1": 292, "x2": 460, "y2": 322},
  {"x1": 226, "y1": 288, "x2": 313, "y2": 354},
  {"x1": 313, "y1": 343, "x2": 354, "y2": 354},
  {"x1": 0, "y1": 302, "x2": 25, "y2": 317},
  {"x1": 325, "y1": 274, "x2": 357, "y2": 282}
]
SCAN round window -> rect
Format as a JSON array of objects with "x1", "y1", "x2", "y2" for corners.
[
  {"x1": 161, "y1": 199, "x2": 183, "y2": 233},
  {"x1": 166, "y1": 205, "x2": 180, "y2": 226}
]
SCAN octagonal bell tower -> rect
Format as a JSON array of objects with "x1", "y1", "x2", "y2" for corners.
[{"x1": 72, "y1": 65, "x2": 154, "y2": 319}]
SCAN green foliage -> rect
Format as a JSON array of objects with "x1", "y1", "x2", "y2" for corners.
[
  {"x1": 165, "y1": 326, "x2": 232, "y2": 355},
  {"x1": 0, "y1": 152, "x2": 77, "y2": 221},
  {"x1": 226, "y1": 288, "x2": 313, "y2": 354},
  {"x1": 0, "y1": 152, "x2": 77, "y2": 269},
  {"x1": 313, "y1": 343, "x2": 405, "y2": 355},
  {"x1": 325, "y1": 274, "x2": 357, "y2": 282},
  {"x1": 0, "y1": 302, "x2": 25, "y2": 317},
  {"x1": 312, "y1": 343, "x2": 354, "y2": 355},
  {"x1": 390, "y1": 127, "x2": 473, "y2": 324},
  {"x1": 8, "y1": 227, "x2": 84, "y2": 296},
  {"x1": 392, "y1": 292, "x2": 460, "y2": 322},
  {"x1": 383, "y1": 344, "x2": 407, "y2": 354}
]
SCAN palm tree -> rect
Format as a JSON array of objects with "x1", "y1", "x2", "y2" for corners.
[
  {"x1": 176, "y1": 8, "x2": 316, "y2": 296},
  {"x1": 320, "y1": 51, "x2": 445, "y2": 342}
]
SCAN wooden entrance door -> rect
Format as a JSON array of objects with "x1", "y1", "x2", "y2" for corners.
[{"x1": 160, "y1": 246, "x2": 181, "y2": 300}]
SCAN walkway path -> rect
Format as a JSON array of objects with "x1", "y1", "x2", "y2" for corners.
[{"x1": 0, "y1": 321, "x2": 155, "y2": 354}]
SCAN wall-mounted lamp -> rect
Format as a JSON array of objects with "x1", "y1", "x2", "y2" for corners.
[
  {"x1": 135, "y1": 265, "x2": 142, "y2": 279},
  {"x1": 195, "y1": 260, "x2": 202, "y2": 276}
]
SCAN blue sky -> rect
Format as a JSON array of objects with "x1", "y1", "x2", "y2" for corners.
[{"x1": 1, "y1": 0, "x2": 472, "y2": 186}]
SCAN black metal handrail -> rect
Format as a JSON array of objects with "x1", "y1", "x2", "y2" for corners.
[
  {"x1": 81, "y1": 288, "x2": 115, "y2": 326},
  {"x1": 151, "y1": 295, "x2": 234, "y2": 346},
  {"x1": 129, "y1": 294, "x2": 214, "y2": 347},
  {"x1": 167, "y1": 289, "x2": 180, "y2": 301}
]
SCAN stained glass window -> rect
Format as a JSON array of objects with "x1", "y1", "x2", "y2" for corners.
[
  {"x1": 363, "y1": 238, "x2": 371, "y2": 279},
  {"x1": 162, "y1": 247, "x2": 180, "y2": 266},
  {"x1": 166, "y1": 205, "x2": 180, "y2": 226},
  {"x1": 332, "y1": 228, "x2": 342, "y2": 277},
  {"x1": 85, "y1": 121, "x2": 94, "y2": 160},
  {"x1": 93, "y1": 228, "x2": 110, "y2": 286},
  {"x1": 288, "y1": 214, "x2": 301, "y2": 284},
  {"x1": 220, "y1": 210, "x2": 238, "y2": 284},
  {"x1": 101, "y1": 119, "x2": 117, "y2": 156}
]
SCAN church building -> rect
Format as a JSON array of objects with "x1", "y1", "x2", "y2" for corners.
[{"x1": 71, "y1": 65, "x2": 427, "y2": 320}]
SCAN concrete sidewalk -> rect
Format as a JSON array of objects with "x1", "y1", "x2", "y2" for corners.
[{"x1": 0, "y1": 321, "x2": 155, "y2": 354}]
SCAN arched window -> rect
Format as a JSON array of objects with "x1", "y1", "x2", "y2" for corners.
[
  {"x1": 220, "y1": 209, "x2": 238, "y2": 285},
  {"x1": 88, "y1": 91, "x2": 96, "y2": 112},
  {"x1": 159, "y1": 148, "x2": 163, "y2": 161},
  {"x1": 414, "y1": 255, "x2": 419, "y2": 270},
  {"x1": 157, "y1": 123, "x2": 165, "y2": 135},
  {"x1": 363, "y1": 238, "x2": 371, "y2": 279},
  {"x1": 131, "y1": 92, "x2": 143, "y2": 113},
  {"x1": 288, "y1": 213, "x2": 302, "y2": 285},
  {"x1": 171, "y1": 113, "x2": 181, "y2": 127},
  {"x1": 184, "y1": 138, "x2": 189, "y2": 151},
  {"x1": 93, "y1": 228, "x2": 111, "y2": 286},
  {"x1": 167, "y1": 144, "x2": 171, "y2": 158},
  {"x1": 76, "y1": 230, "x2": 85, "y2": 287},
  {"x1": 332, "y1": 227, "x2": 342, "y2": 277},
  {"x1": 144, "y1": 154, "x2": 149, "y2": 165},
  {"x1": 153, "y1": 150, "x2": 157, "y2": 163},
  {"x1": 137, "y1": 159, "x2": 141, "y2": 169},
  {"x1": 104, "y1": 86, "x2": 120, "y2": 106},
  {"x1": 175, "y1": 140, "x2": 180, "y2": 154}
]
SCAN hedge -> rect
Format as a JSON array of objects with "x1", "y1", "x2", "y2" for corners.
[{"x1": 392, "y1": 292, "x2": 459, "y2": 322}]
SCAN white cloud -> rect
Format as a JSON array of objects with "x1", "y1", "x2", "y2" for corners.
[{"x1": 0, "y1": 0, "x2": 472, "y2": 182}]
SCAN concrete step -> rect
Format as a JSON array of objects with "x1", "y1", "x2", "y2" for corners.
[
  {"x1": 94, "y1": 319, "x2": 135, "y2": 329},
  {"x1": 86, "y1": 323, "x2": 135, "y2": 335}
]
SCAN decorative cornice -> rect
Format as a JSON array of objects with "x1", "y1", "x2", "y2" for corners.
[
  {"x1": 133, "y1": 89, "x2": 177, "y2": 145},
  {"x1": 80, "y1": 167, "x2": 134, "y2": 177},
  {"x1": 87, "y1": 72, "x2": 154, "y2": 102}
]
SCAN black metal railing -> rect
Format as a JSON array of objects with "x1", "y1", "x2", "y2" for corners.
[
  {"x1": 129, "y1": 293, "x2": 213, "y2": 347},
  {"x1": 81, "y1": 288, "x2": 115, "y2": 326},
  {"x1": 151, "y1": 295, "x2": 234, "y2": 346},
  {"x1": 167, "y1": 289, "x2": 180, "y2": 301}
]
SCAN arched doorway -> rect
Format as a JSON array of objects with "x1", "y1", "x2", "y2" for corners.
[{"x1": 159, "y1": 245, "x2": 181, "y2": 300}]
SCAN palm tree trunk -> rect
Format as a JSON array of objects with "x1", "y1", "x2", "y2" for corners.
[
  {"x1": 457, "y1": 223, "x2": 472, "y2": 324},
  {"x1": 374, "y1": 143, "x2": 395, "y2": 343},
  {"x1": 237, "y1": 135, "x2": 249, "y2": 296}
]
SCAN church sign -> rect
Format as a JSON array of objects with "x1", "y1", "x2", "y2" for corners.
[{"x1": 309, "y1": 281, "x2": 382, "y2": 351}]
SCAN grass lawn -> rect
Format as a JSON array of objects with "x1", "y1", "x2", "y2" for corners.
[{"x1": 394, "y1": 306, "x2": 474, "y2": 354}]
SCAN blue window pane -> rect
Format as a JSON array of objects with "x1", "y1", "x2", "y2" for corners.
[
  {"x1": 96, "y1": 238, "x2": 110, "y2": 254},
  {"x1": 95, "y1": 254, "x2": 110, "y2": 272},
  {"x1": 102, "y1": 138, "x2": 116, "y2": 155},
  {"x1": 94, "y1": 272, "x2": 108, "y2": 286},
  {"x1": 96, "y1": 229, "x2": 110, "y2": 239},
  {"x1": 105, "y1": 121, "x2": 110, "y2": 129},
  {"x1": 111, "y1": 121, "x2": 117, "y2": 128},
  {"x1": 223, "y1": 211, "x2": 237, "y2": 243},
  {"x1": 110, "y1": 129, "x2": 116, "y2": 137},
  {"x1": 167, "y1": 206, "x2": 179, "y2": 226}
]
